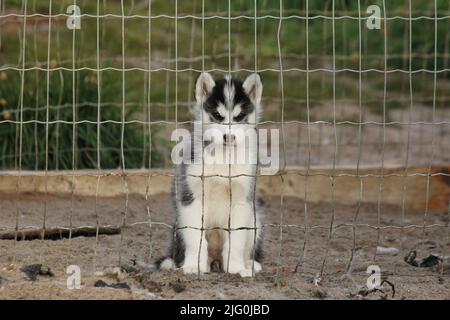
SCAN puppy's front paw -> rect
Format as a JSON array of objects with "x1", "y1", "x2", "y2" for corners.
[
  {"x1": 245, "y1": 260, "x2": 262, "y2": 273},
  {"x1": 237, "y1": 269, "x2": 254, "y2": 278},
  {"x1": 181, "y1": 263, "x2": 209, "y2": 274},
  {"x1": 181, "y1": 265, "x2": 201, "y2": 274},
  {"x1": 227, "y1": 263, "x2": 255, "y2": 277}
]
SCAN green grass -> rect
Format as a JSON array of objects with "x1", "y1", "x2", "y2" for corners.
[{"x1": 0, "y1": 69, "x2": 164, "y2": 170}]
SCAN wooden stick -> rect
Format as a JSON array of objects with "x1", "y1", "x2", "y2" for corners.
[{"x1": 0, "y1": 226, "x2": 121, "y2": 241}]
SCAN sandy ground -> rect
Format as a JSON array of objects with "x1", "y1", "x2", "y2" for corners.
[{"x1": 0, "y1": 191, "x2": 449, "y2": 300}]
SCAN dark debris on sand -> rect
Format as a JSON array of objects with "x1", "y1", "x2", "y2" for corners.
[{"x1": 20, "y1": 264, "x2": 54, "y2": 281}]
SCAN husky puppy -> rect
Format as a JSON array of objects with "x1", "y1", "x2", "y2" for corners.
[{"x1": 158, "y1": 73, "x2": 263, "y2": 277}]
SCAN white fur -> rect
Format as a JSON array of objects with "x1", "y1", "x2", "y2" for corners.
[{"x1": 160, "y1": 258, "x2": 175, "y2": 270}]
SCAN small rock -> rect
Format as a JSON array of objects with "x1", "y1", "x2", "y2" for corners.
[
  {"x1": 377, "y1": 246, "x2": 399, "y2": 255},
  {"x1": 216, "y1": 292, "x2": 226, "y2": 300}
]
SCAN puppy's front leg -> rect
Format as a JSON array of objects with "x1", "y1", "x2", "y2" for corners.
[
  {"x1": 178, "y1": 199, "x2": 209, "y2": 274},
  {"x1": 222, "y1": 203, "x2": 254, "y2": 277}
]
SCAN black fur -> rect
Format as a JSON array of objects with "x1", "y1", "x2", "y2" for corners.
[
  {"x1": 178, "y1": 163, "x2": 194, "y2": 206},
  {"x1": 171, "y1": 230, "x2": 186, "y2": 267},
  {"x1": 252, "y1": 235, "x2": 263, "y2": 262},
  {"x1": 154, "y1": 229, "x2": 185, "y2": 269},
  {"x1": 203, "y1": 77, "x2": 254, "y2": 123}
]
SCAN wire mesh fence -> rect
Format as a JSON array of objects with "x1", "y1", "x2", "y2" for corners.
[{"x1": 0, "y1": 0, "x2": 449, "y2": 299}]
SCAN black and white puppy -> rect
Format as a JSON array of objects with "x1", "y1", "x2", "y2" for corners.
[{"x1": 158, "y1": 73, "x2": 263, "y2": 277}]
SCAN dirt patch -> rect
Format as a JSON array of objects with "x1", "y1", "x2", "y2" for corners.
[{"x1": 0, "y1": 192, "x2": 449, "y2": 299}]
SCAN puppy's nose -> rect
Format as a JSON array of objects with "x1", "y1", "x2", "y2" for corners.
[{"x1": 223, "y1": 134, "x2": 236, "y2": 144}]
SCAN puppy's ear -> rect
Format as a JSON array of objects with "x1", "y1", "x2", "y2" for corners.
[
  {"x1": 243, "y1": 73, "x2": 262, "y2": 105},
  {"x1": 195, "y1": 72, "x2": 215, "y2": 104}
]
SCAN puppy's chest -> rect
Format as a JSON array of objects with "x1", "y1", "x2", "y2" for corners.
[
  {"x1": 199, "y1": 163, "x2": 252, "y2": 203},
  {"x1": 203, "y1": 178, "x2": 231, "y2": 203},
  {"x1": 201, "y1": 179, "x2": 231, "y2": 223}
]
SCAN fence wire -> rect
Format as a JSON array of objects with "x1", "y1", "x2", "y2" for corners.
[{"x1": 0, "y1": 0, "x2": 449, "y2": 294}]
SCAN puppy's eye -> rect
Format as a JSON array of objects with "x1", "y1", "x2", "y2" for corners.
[
  {"x1": 234, "y1": 111, "x2": 247, "y2": 122},
  {"x1": 211, "y1": 111, "x2": 224, "y2": 122}
]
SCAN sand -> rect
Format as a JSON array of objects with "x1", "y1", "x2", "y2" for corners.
[{"x1": 0, "y1": 191, "x2": 449, "y2": 300}]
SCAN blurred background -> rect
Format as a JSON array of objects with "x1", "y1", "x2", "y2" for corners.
[{"x1": 0, "y1": 0, "x2": 449, "y2": 171}]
